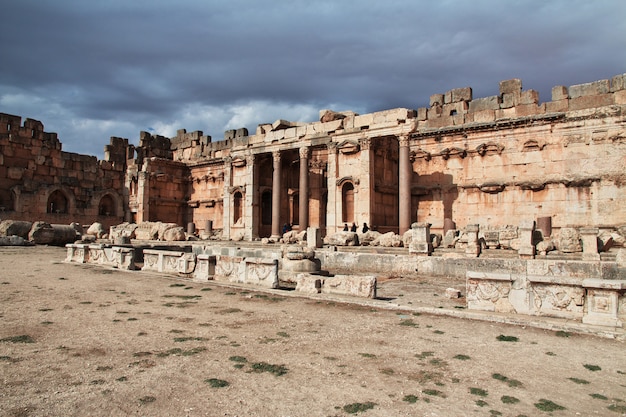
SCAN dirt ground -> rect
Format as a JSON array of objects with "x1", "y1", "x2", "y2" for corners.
[{"x1": 1, "y1": 246, "x2": 625, "y2": 417}]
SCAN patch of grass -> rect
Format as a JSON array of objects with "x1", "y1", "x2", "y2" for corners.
[
  {"x1": 476, "y1": 400, "x2": 488, "y2": 407},
  {"x1": 173, "y1": 336, "x2": 207, "y2": 343},
  {"x1": 403, "y1": 394, "x2": 418, "y2": 403},
  {"x1": 489, "y1": 410, "x2": 502, "y2": 416},
  {"x1": 545, "y1": 351, "x2": 556, "y2": 356},
  {"x1": 399, "y1": 319, "x2": 419, "y2": 327},
  {"x1": 90, "y1": 379, "x2": 106, "y2": 385},
  {"x1": 429, "y1": 358, "x2": 446, "y2": 367},
  {"x1": 492, "y1": 373, "x2": 523, "y2": 388},
  {"x1": 422, "y1": 389, "x2": 446, "y2": 398},
  {"x1": 433, "y1": 330, "x2": 445, "y2": 334},
  {"x1": 41, "y1": 321, "x2": 54, "y2": 325},
  {"x1": 496, "y1": 335, "x2": 519, "y2": 342},
  {"x1": 79, "y1": 301, "x2": 93, "y2": 304},
  {"x1": 469, "y1": 387, "x2": 488, "y2": 397},
  {"x1": 608, "y1": 404, "x2": 626, "y2": 413},
  {"x1": 218, "y1": 308, "x2": 242, "y2": 314},
  {"x1": 127, "y1": 317, "x2": 138, "y2": 321},
  {"x1": 501, "y1": 395, "x2": 520, "y2": 404},
  {"x1": 157, "y1": 348, "x2": 182, "y2": 357},
  {"x1": 590, "y1": 393, "x2": 608, "y2": 400},
  {"x1": 137, "y1": 332, "x2": 147, "y2": 336},
  {"x1": 182, "y1": 347, "x2": 206, "y2": 356},
  {"x1": 380, "y1": 368, "x2": 395, "y2": 375},
  {"x1": 96, "y1": 366, "x2": 113, "y2": 371},
  {"x1": 162, "y1": 294, "x2": 202, "y2": 300},
  {"x1": 276, "y1": 331, "x2": 290, "y2": 338},
  {"x1": 250, "y1": 362, "x2": 288, "y2": 376},
  {"x1": 454, "y1": 354, "x2": 471, "y2": 360},
  {"x1": 200, "y1": 287, "x2": 212, "y2": 291},
  {"x1": 116, "y1": 376, "x2": 127, "y2": 382},
  {"x1": 204, "y1": 378, "x2": 229, "y2": 388},
  {"x1": 359, "y1": 353, "x2": 376, "y2": 358},
  {"x1": 555, "y1": 330, "x2": 571, "y2": 338},
  {"x1": 534, "y1": 398, "x2": 565, "y2": 412},
  {"x1": 583, "y1": 364, "x2": 601, "y2": 372},
  {"x1": 224, "y1": 292, "x2": 237, "y2": 295},
  {"x1": 415, "y1": 351, "x2": 435, "y2": 359},
  {"x1": 343, "y1": 402, "x2": 376, "y2": 414},
  {"x1": 0, "y1": 335, "x2": 34, "y2": 343},
  {"x1": 133, "y1": 351, "x2": 153, "y2": 357},
  {"x1": 568, "y1": 377, "x2": 590, "y2": 385},
  {"x1": 258, "y1": 337, "x2": 277, "y2": 344},
  {"x1": 169, "y1": 283, "x2": 185, "y2": 287},
  {"x1": 162, "y1": 301, "x2": 197, "y2": 308},
  {"x1": 38, "y1": 308, "x2": 53, "y2": 311},
  {"x1": 139, "y1": 396, "x2": 156, "y2": 404},
  {"x1": 229, "y1": 355, "x2": 247, "y2": 363}
]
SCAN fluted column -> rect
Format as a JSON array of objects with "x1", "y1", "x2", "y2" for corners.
[
  {"x1": 271, "y1": 150, "x2": 282, "y2": 238},
  {"x1": 222, "y1": 156, "x2": 233, "y2": 240},
  {"x1": 398, "y1": 135, "x2": 411, "y2": 235},
  {"x1": 298, "y1": 146, "x2": 309, "y2": 230},
  {"x1": 326, "y1": 142, "x2": 338, "y2": 233},
  {"x1": 245, "y1": 153, "x2": 258, "y2": 240}
]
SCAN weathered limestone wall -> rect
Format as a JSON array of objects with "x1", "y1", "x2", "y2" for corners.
[
  {"x1": 410, "y1": 74, "x2": 626, "y2": 233},
  {"x1": 0, "y1": 113, "x2": 128, "y2": 229}
]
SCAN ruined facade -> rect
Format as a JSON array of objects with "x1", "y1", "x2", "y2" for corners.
[{"x1": 1, "y1": 74, "x2": 625, "y2": 238}]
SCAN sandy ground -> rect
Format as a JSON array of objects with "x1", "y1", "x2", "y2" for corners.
[{"x1": 1, "y1": 245, "x2": 625, "y2": 417}]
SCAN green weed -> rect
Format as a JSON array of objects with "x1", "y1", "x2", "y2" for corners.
[
  {"x1": 534, "y1": 399, "x2": 565, "y2": 412},
  {"x1": 205, "y1": 378, "x2": 229, "y2": 388},
  {"x1": 343, "y1": 402, "x2": 376, "y2": 414}
]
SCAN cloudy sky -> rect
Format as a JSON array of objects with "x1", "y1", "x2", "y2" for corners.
[{"x1": 1, "y1": 0, "x2": 624, "y2": 158}]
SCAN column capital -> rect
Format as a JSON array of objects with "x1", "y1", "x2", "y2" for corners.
[
  {"x1": 359, "y1": 137, "x2": 371, "y2": 150},
  {"x1": 327, "y1": 142, "x2": 338, "y2": 153},
  {"x1": 245, "y1": 152, "x2": 255, "y2": 165},
  {"x1": 398, "y1": 135, "x2": 410, "y2": 148},
  {"x1": 299, "y1": 146, "x2": 309, "y2": 159},
  {"x1": 272, "y1": 150, "x2": 281, "y2": 164}
]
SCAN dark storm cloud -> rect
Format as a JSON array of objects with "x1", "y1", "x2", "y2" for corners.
[{"x1": 1, "y1": 0, "x2": 624, "y2": 156}]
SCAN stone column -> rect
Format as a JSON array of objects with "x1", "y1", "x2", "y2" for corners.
[
  {"x1": 326, "y1": 143, "x2": 338, "y2": 233},
  {"x1": 299, "y1": 146, "x2": 309, "y2": 231},
  {"x1": 271, "y1": 150, "x2": 282, "y2": 238},
  {"x1": 245, "y1": 153, "x2": 258, "y2": 241},
  {"x1": 358, "y1": 137, "x2": 372, "y2": 227},
  {"x1": 136, "y1": 171, "x2": 150, "y2": 223},
  {"x1": 518, "y1": 220, "x2": 536, "y2": 259},
  {"x1": 398, "y1": 135, "x2": 412, "y2": 235},
  {"x1": 580, "y1": 227, "x2": 600, "y2": 261},
  {"x1": 222, "y1": 157, "x2": 232, "y2": 240},
  {"x1": 465, "y1": 224, "x2": 481, "y2": 257}
]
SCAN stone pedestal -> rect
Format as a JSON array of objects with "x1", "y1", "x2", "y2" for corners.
[
  {"x1": 580, "y1": 227, "x2": 600, "y2": 261},
  {"x1": 582, "y1": 279, "x2": 626, "y2": 327},
  {"x1": 409, "y1": 222, "x2": 433, "y2": 255},
  {"x1": 307, "y1": 226, "x2": 323, "y2": 248},
  {"x1": 518, "y1": 220, "x2": 536, "y2": 259},
  {"x1": 465, "y1": 224, "x2": 480, "y2": 257}
]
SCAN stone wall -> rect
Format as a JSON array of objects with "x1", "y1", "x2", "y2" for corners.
[
  {"x1": 0, "y1": 113, "x2": 128, "y2": 229},
  {"x1": 3, "y1": 74, "x2": 625, "y2": 239}
]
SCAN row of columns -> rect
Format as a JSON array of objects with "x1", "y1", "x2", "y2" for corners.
[
  {"x1": 270, "y1": 147, "x2": 310, "y2": 238},
  {"x1": 228, "y1": 134, "x2": 412, "y2": 239}
]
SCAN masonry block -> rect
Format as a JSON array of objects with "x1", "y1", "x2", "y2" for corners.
[
  {"x1": 468, "y1": 96, "x2": 501, "y2": 112},
  {"x1": 569, "y1": 80, "x2": 610, "y2": 98},
  {"x1": 500, "y1": 79, "x2": 522, "y2": 95},
  {"x1": 552, "y1": 85, "x2": 569, "y2": 100},
  {"x1": 611, "y1": 73, "x2": 626, "y2": 91},
  {"x1": 569, "y1": 94, "x2": 614, "y2": 111}
]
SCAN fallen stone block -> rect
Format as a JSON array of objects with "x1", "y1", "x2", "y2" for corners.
[
  {"x1": 295, "y1": 273, "x2": 322, "y2": 294},
  {"x1": 29, "y1": 222, "x2": 81, "y2": 246},
  {"x1": 321, "y1": 275, "x2": 377, "y2": 298},
  {"x1": 0, "y1": 235, "x2": 34, "y2": 246},
  {"x1": 0, "y1": 220, "x2": 33, "y2": 239}
]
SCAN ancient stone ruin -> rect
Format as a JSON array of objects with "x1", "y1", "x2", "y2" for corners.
[{"x1": 2, "y1": 74, "x2": 626, "y2": 327}]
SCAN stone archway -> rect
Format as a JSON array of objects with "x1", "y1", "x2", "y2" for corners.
[{"x1": 47, "y1": 189, "x2": 69, "y2": 214}]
